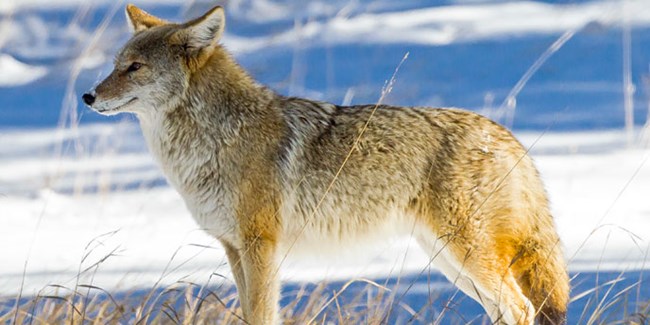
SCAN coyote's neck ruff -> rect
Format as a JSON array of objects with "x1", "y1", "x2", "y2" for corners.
[
  {"x1": 138, "y1": 49, "x2": 279, "y2": 246},
  {"x1": 84, "y1": 4, "x2": 569, "y2": 325}
]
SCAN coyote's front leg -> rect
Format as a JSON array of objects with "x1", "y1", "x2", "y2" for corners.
[
  {"x1": 241, "y1": 237, "x2": 280, "y2": 324},
  {"x1": 239, "y1": 211, "x2": 281, "y2": 325},
  {"x1": 222, "y1": 241, "x2": 250, "y2": 318}
]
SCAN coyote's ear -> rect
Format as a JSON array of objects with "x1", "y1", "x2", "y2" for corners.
[
  {"x1": 126, "y1": 4, "x2": 166, "y2": 33},
  {"x1": 176, "y1": 6, "x2": 225, "y2": 53}
]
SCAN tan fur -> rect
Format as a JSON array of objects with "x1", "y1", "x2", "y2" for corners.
[
  {"x1": 125, "y1": 5, "x2": 166, "y2": 32},
  {"x1": 84, "y1": 5, "x2": 570, "y2": 324}
]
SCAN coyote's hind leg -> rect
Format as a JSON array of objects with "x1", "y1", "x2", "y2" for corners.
[{"x1": 416, "y1": 228, "x2": 535, "y2": 325}]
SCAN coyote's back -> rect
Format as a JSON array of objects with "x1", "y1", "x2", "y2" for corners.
[{"x1": 84, "y1": 4, "x2": 569, "y2": 325}]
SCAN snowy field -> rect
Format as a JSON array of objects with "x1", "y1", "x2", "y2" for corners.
[{"x1": 1, "y1": 0, "x2": 650, "y2": 322}]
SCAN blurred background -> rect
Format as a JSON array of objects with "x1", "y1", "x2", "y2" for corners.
[{"x1": 1, "y1": 0, "x2": 649, "y2": 321}]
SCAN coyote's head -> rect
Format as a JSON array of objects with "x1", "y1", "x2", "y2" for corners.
[{"x1": 83, "y1": 4, "x2": 225, "y2": 116}]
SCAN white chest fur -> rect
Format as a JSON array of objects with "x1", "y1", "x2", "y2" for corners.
[{"x1": 138, "y1": 113, "x2": 239, "y2": 245}]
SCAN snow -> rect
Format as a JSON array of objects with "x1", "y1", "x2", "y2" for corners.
[
  {"x1": 1, "y1": 125, "x2": 649, "y2": 296},
  {"x1": 223, "y1": 0, "x2": 650, "y2": 52},
  {"x1": 3, "y1": 1, "x2": 650, "y2": 61},
  {"x1": 0, "y1": 55, "x2": 47, "y2": 87}
]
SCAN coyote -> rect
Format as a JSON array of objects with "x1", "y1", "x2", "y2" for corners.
[{"x1": 83, "y1": 4, "x2": 569, "y2": 324}]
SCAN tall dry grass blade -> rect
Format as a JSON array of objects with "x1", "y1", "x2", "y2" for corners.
[
  {"x1": 306, "y1": 278, "x2": 389, "y2": 324},
  {"x1": 498, "y1": 30, "x2": 576, "y2": 128},
  {"x1": 587, "y1": 271, "x2": 631, "y2": 325}
]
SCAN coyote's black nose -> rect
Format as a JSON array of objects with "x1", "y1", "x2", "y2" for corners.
[{"x1": 82, "y1": 93, "x2": 96, "y2": 106}]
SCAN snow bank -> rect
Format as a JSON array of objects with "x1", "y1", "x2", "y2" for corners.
[
  {"x1": 231, "y1": 0, "x2": 650, "y2": 51},
  {"x1": 4, "y1": 1, "x2": 650, "y2": 56},
  {"x1": 0, "y1": 55, "x2": 47, "y2": 87}
]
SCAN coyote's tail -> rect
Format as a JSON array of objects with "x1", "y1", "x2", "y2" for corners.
[{"x1": 514, "y1": 233, "x2": 570, "y2": 325}]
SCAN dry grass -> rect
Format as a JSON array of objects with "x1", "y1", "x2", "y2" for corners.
[
  {"x1": 0, "y1": 279, "x2": 438, "y2": 325},
  {"x1": 2, "y1": 273, "x2": 649, "y2": 325}
]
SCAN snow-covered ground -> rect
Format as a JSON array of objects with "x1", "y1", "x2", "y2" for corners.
[{"x1": 2, "y1": 125, "x2": 648, "y2": 296}]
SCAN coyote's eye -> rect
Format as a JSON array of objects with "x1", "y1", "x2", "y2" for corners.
[{"x1": 127, "y1": 62, "x2": 143, "y2": 73}]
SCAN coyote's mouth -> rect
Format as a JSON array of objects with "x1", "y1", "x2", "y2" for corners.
[{"x1": 95, "y1": 97, "x2": 139, "y2": 114}]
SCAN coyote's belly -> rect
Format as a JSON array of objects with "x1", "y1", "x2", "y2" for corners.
[
  {"x1": 280, "y1": 202, "x2": 415, "y2": 258},
  {"x1": 279, "y1": 175, "x2": 423, "y2": 258}
]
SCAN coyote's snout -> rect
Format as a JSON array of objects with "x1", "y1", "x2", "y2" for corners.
[{"x1": 84, "y1": 4, "x2": 570, "y2": 324}]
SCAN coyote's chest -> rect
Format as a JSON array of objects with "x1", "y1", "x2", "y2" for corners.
[{"x1": 140, "y1": 115, "x2": 238, "y2": 243}]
